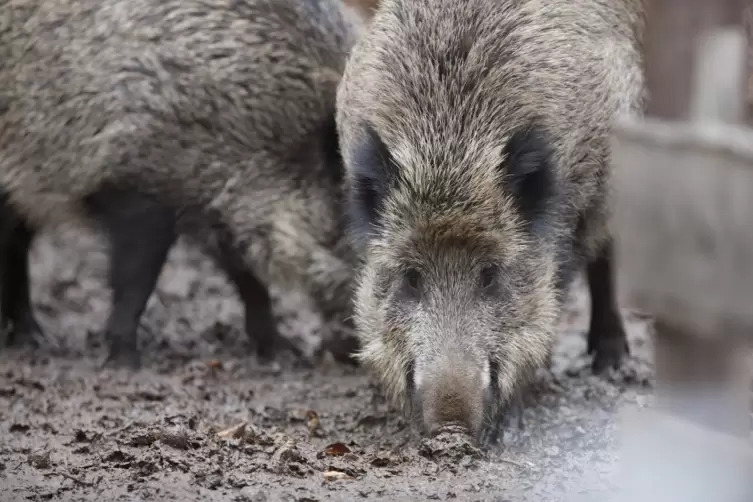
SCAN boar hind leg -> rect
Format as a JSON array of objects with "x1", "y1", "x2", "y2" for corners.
[
  {"x1": 211, "y1": 240, "x2": 299, "y2": 361},
  {"x1": 264, "y1": 224, "x2": 359, "y2": 365},
  {"x1": 586, "y1": 239, "x2": 629, "y2": 373},
  {"x1": 85, "y1": 188, "x2": 177, "y2": 368},
  {"x1": 1, "y1": 219, "x2": 44, "y2": 348}
]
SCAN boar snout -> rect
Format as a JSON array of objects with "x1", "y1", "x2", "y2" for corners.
[{"x1": 413, "y1": 353, "x2": 492, "y2": 440}]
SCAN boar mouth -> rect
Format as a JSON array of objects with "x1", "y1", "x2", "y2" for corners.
[{"x1": 405, "y1": 355, "x2": 503, "y2": 444}]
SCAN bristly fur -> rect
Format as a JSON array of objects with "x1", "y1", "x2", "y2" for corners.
[
  {"x1": 336, "y1": 0, "x2": 646, "y2": 439},
  {"x1": 0, "y1": 0, "x2": 363, "y2": 360}
]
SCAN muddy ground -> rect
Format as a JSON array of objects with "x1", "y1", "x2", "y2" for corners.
[{"x1": 0, "y1": 225, "x2": 744, "y2": 502}]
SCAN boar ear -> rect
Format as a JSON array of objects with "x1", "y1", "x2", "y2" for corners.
[
  {"x1": 347, "y1": 124, "x2": 395, "y2": 241},
  {"x1": 500, "y1": 123, "x2": 558, "y2": 233}
]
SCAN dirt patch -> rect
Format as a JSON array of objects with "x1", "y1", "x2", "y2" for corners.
[{"x1": 0, "y1": 225, "x2": 688, "y2": 501}]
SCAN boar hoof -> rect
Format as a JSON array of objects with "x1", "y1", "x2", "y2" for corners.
[
  {"x1": 588, "y1": 324, "x2": 629, "y2": 374},
  {"x1": 2, "y1": 315, "x2": 44, "y2": 349},
  {"x1": 103, "y1": 336, "x2": 142, "y2": 369},
  {"x1": 255, "y1": 333, "x2": 305, "y2": 363}
]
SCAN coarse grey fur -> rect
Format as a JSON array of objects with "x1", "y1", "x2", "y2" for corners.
[
  {"x1": 0, "y1": 0, "x2": 362, "y2": 366},
  {"x1": 336, "y1": 0, "x2": 646, "y2": 444}
]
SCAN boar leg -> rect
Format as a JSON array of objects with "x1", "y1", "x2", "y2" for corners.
[
  {"x1": 315, "y1": 317, "x2": 360, "y2": 366},
  {"x1": 586, "y1": 240, "x2": 630, "y2": 373},
  {"x1": 85, "y1": 189, "x2": 177, "y2": 368},
  {"x1": 1, "y1": 220, "x2": 44, "y2": 347},
  {"x1": 484, "y1": 392, "x2": 526, "y2": 447},
  {"x1": 261, "y1": 221, "x2": 359, "y2": 365},
  {"x1": 211, "y1": 240, "x2": 302, "y2": 361}
]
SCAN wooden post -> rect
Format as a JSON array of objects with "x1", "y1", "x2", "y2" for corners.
[
  {"x1": 643, "y1": 0, "x2": 747, "y2": 120},
  {"x1": 689, "y1": 28, "x2": 746, "y2": 124},
  {"x1": 746, "y1": 5, "x2": 753, "y2": 125}
]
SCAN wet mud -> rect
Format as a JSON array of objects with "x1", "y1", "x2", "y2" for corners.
[{"x1": 0, "y1": 225, "x2": 698, "y2": 501}]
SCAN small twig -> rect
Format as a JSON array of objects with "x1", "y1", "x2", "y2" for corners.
[
  {"x1": 498, "y1": 457, "x2": 531, "y2": 469},
  {"x1": 43, "y1": 471, "x2": 95, "y2": 486},
  {"x1": 110, "y1": 421, "x2": 135, "y2": 436}
]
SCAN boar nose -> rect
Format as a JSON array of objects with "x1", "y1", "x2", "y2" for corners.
[{"x1": 416, "y1": 354, "x2": 486, "y2": 438}]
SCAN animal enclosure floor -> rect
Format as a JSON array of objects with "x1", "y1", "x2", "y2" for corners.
[{"x1": 0, "y1": 226, "x2": 731, "y2": 502}]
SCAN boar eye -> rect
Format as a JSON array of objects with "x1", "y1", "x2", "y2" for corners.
[
  {"x1": 402, "y1": 268, "x2": 423, "y2": 297},
  {"x1": 480, "y1": 265, "x2": 499, "y2": 290}
]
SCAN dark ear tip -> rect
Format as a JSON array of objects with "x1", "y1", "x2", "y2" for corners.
[
  {"x1": 503, "y1": 123, "x2": 554, "y2": 169},
  {"x1": 345, "y1": 123, "x2": 395, "y2": 241},
  {"x1": 499, "y1": 123, "x2": 557, "y2": 227},
  {"x1": 354, "y1": 123, "x2": 392, "y2": 171}
]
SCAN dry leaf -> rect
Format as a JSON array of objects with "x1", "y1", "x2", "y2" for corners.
[
  {"x1": 323, "y1": 470, "x2": 352, "y2": 481},
  {"x1": 324, "y1": 442, "x2": 351, "y2": 456},
  {"x1": 217, "y1": 421, "x2": 247, "y2": 439},
  {"x1": 370, "y1": 457, "x2": 390, "y2": 467},
  {"x1": 205, "y1": 359, "x2": 224, "y2": 370}
]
